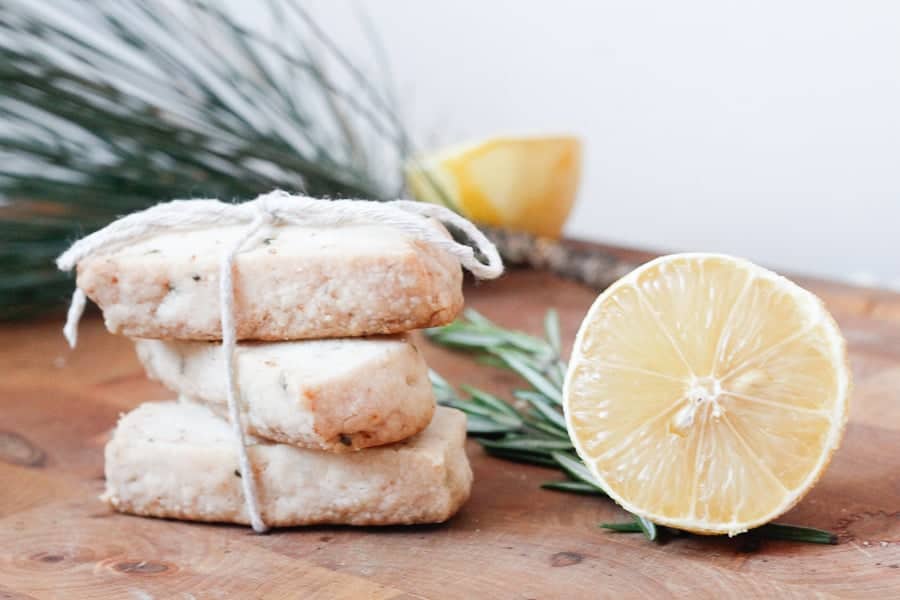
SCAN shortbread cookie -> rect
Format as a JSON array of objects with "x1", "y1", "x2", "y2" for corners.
[
  {"x1": 134, "y1": 335, "x2": 435, "y2": 451},
  {"x1": 103, "y1": 402, "x2": 472, "y2": 527},
  {"x1": 77, "y1": 223, "x2": 463, "y2": 340}
]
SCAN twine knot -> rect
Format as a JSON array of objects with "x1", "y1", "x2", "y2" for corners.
[{"x1": 253, "y1": 190, "x2": 288, "y2": 225}]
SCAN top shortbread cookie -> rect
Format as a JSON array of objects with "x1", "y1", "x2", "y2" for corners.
[{"x1": 77, "y1": 222, "x2": 463, "y2": 340}]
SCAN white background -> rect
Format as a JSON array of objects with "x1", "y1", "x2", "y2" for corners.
[{"x1": 244, "y1": 1, "x2": 900, "y2": 286}]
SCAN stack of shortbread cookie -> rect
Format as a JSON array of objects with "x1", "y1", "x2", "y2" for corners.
[{"x1": 73, "y1": 217, "x2": 478, "y2": 528}]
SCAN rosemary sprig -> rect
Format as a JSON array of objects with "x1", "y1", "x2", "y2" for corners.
[
  {"x1": 428, "y1": 309, "x2": 839, "y2": 546},
  {"x1": 600, "y1": 520, "x2": 837, "y2": 545}
]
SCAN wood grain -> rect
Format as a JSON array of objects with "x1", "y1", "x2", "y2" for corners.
[{"x1": 1, "y1": 264, "x2": 899, "y2": 599}]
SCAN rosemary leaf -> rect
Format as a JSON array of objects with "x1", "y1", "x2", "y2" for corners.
[
  {"x1": 526, "y1": 420, "x2": 571, "y2": 440},
  {"x1": 474, "y1": 354, "x2": 508, "y2": 369},
  {"x1": 599, "y1": 522, "x2": 642, "y2": 533},
  {"x1": 462, "y1": 308, "x2": 495, "y2": 327},
  {"x1": 441, "y1": 398, "x2": 514, "y2": 422},
  {"x1": 495, "y1": 330, "x2": 551, "y2": 355},
  {"x1": 429, "y1": 323, "x2": 548, "y2": 356},
  {"x1": 464, "y1": 385, "x2": 523, "y2": 421},
  {"x1": 492, "y1": 348, "x2": 563, "y2": 404},
  {"x1": 514, "y1": 389, "x2": 568, "y2": 431},
  {"x1": 635, "y1": 515, "x2": 659, "y2": 542},
  {"x1": 427, "y1": 328, "x2": 510, "y2": 349},
  {"x1": 754, "y1": 523, "x2": 838, "y2": 545},
  {"x1": 599, "y1": 515, "x2": 660, "y2": 541},
  {"x1": 554, "y1": 362, "x2": 568, "y2": 386},
  {"x1": 463, "y1": 414, "x2": 521, "y2": 435},
  {"x1": 425, "y1": 309, "x2": 554, "y2": 356},
  {"x1": 427, "y1": 369, "x2": 456, "y2": 402},
  {"x1": 480, "y1": 437, "x2": 573, "y2": 454},
  {"x1": 481, "y1": 447, "x2": 559, "y2": 468},
  {"x1": 544, "y1": 308, "x2": 561, "y2": 355},
  {"x1": 546, "y1": 362, "x2": 566, "y2": 389},
  {"x1": 550, "y1": 451, "x2": 606, "y2": 492},
  {"x1": 542, "y1": 480, "x2": 606, "y2": 495}
]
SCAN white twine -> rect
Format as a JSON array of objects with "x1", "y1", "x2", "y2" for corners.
[{"x1": 56, "y1": 190, "x2": 504, "y2": 533}]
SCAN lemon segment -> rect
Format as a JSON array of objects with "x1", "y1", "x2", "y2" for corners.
[
  {"x1": 563, "y1": 253, "x2": 850, "y2": 535},
  {"x1": 406, "y1": 135, "x2": 581, "y2": 238}
]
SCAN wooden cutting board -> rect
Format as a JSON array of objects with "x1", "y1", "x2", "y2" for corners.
[{"x1": 1, "y1": 254, "x2": 899, "y2": 598}]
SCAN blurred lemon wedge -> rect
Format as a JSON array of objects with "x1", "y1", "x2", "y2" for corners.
[
  {"x1": 564, "y1": 253, "x2": 851, "y2": 535},
  {"x1": 406, "y1": 135, "x2": 581, "y2": 238}
]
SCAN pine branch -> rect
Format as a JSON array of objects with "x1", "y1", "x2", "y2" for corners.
[{"x1": 0, "y1": 0, "x2": 409, "y2": 319}]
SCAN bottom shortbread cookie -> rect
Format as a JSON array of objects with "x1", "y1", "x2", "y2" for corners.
[{"x1": 103, "y1": 401, "x2": 472, "y2": 527}]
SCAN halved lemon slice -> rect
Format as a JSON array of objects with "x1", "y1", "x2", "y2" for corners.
[
  {"x1": 563, "y1": 253, "x2": 850, "y2": 535},
  {"x1": 405, "y1": 135, "x2": 581, "y2": 238}
]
